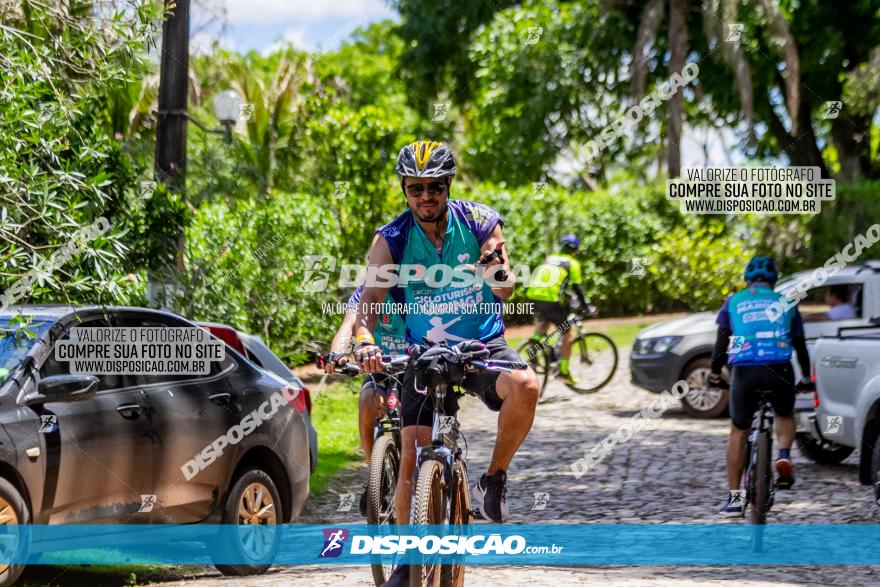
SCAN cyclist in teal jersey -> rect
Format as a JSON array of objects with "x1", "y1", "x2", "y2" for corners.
[
  {"x1": 709, "y1": 256, "x2": 812, "y2": 517},
  {"x1": 325, "y1": 285, "x2": 407, "y2": 516},
  {"x1": 352, "y1": 140, "x2": 540, "y2": 587}
]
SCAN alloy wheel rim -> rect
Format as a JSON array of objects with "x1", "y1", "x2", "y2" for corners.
[
  {"x1": 685, "y1": 367, "x2": 723, "y2": 411},
  {"x1": 0, "y1": 496, "x2": 18, "y2": 574},
  {"x1": 236, "y1": 482, "x2": 277, "y2": 560}
]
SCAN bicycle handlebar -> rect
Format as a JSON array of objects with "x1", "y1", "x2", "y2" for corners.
[
  {"x1": 317, "y1": 352, "x2": 409, "y2": 376},
  {"x1": 319, "y1": 340, "x2": 527, "y2": 384}
]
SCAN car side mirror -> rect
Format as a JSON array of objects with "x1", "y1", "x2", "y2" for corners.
[{"x1": 26, "y1": 375, "x2": 99, "y2": 406}]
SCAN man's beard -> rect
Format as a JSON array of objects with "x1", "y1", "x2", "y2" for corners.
[{"x1": 413, "y1": 203, "x2": 447, "y2": 223}]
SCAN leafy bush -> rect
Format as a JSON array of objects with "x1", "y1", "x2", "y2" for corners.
[
  {"x1": 648, "y1": 223, "x2": 753, "y2": 312},
  {"x1": 183, "y1": 192, "x2": 341, "y2": 363}
]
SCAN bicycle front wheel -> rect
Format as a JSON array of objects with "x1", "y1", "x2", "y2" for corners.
[
  {"x1": 368, "y1": 434, "x2": 399, "y2": 586},
  {"x1": 440, "y1": 461, "x2": 470, "y2": 587},
  {"x1": 517, "y1": 339, "x2": 550, "y2": 397},
  {"x1": 751, "y1": 430, "x2": 772, "y2": 525},
  {"x1": 410, "y1": 460, "x2": 445, "y2": 587},
  {"x1": 567, "y1": 332, "x2": 618, "y2": 393}
]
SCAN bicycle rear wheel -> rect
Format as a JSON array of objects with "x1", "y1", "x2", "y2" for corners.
[
  {"x1": 750, "y1": 429, "x2": 772, "y2": 525},
  {"x1": 517, "y1": 340, "x2": 550, "y2": 397},
  {"x1": 410, "y1": 460, "x2": 445, "y2": 587},
  {"x1": 369, "y1": 434, "x2": 399, "y2": 586},
  {"x1": 566, "y1": 332, "x2": 618, "y2": 393},
  {"x1": 440, "y1": 461, "x2": 470, "y2": 587}
]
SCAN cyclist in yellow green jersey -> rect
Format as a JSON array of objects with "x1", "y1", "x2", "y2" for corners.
[{"x1": 525, "y1": 235, "x2": 589, "y2": 384}]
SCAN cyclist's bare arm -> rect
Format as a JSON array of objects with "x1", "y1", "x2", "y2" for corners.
[
  {"x1": 324, "y1": 310, "x2": 356, "y2": 374},
  {"x1": 480, "y1": 224, "x2": 514, "y2": 299},
  {"x1": 355, "y1": 234, "x2": 392, "y2": 372}
]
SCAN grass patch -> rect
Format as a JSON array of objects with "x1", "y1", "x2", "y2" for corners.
[
  {"x1": 309, "y1": 378, "x2": 363, "y2": 495},
  {"x1": 590, "y1": 320, "x2": 658, "y2": 350}
]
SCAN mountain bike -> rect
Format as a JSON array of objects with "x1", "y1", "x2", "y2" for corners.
[
  {"x1": 318, "y1": 353, "x2": 409, "y2": 585},
  {"x1": 712, "y1": 378, "x2": 815, "y2": 548},
  {"x1": 407, "y1": 340, "x2": 523, "y2": 587},
  {"x1": 517, "y1": 304, "x2": 618, "y2": 397}
]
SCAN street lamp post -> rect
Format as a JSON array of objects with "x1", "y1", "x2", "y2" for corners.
[{"x1": 151, "y1": 0, "x2": 190, "y2": 308}]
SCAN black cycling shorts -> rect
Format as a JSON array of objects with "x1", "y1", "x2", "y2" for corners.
[
  {"x1": 400, "y1": 336, "x2": 521, "y2": 428},
  {"x1": 360, "y1": 373, "x2": 392, "y2": 394},
  {"x1": 729, "y1": 362, "x2": 795, "y2": 430},
  {"x1": 533, "y1": 300, "x2": 567, "y2": 325}
]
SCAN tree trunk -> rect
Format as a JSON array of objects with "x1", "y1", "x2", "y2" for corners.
[
  {"x1": 666, "y1": 0, "x2": 688, "y2": 178},
  {"x1": 831, "y1": 111, "x2": 873, "y2": 182}
]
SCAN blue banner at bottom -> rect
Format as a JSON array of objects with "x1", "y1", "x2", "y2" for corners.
[{"x1": 0, "y1": 524, "x2": 879, "y2": 565}]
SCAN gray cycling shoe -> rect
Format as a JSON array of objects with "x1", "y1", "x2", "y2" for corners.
[{"x1": 473, "y1": 471, "x2": 509, "y2": 523}]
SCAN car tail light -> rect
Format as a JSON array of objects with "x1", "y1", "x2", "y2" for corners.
[
  {"x1": 197, "y1": 323, "x2": 248, "y2": 357},
  {"x1": 284, "y1": 384, "x2": 307, "y2": 414},
  {"x1": 811, "y1": 374, "x2": 819, "y2": 408},
  {"x1": 302, "y1": 386, "x2": 312, "y2": 416}
]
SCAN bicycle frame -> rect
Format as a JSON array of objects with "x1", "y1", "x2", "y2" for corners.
[{"x1": 414, "y1": 382, "x2": 460, "y2": 509}]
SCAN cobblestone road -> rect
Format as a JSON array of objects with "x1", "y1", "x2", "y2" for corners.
[{"x1": 138, "y1": 354, "x2": 880, "y2": 586}]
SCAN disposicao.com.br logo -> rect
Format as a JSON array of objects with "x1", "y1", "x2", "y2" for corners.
[{"x1": 319, "y1": 529, "x2": 563, "y2": 557}]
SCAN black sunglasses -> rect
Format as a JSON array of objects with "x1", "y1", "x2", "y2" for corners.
[{"x1": 405, "y1": 181, "x2": 447, "y2": 197}]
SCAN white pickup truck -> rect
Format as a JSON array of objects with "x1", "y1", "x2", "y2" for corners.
[{"x1": 813, "y1": 324, "x2": 880, "y2": 490}]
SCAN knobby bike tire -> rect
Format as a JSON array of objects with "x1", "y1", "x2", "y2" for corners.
[
  {"x1": 751, "y1": 430, "x2": 772, "y2": 525},
  {"x1": 567, "y1": 332, "x2": 619, "y2": 394},
  {"x1": 369, "y1": 434, "x2": 399, "y2": 586},
  {"x1": 410, "y1": 460, "x2": 445, "y2": 587},
  {"x1": 441, "y1": 461, "x2": 471, "y2": 587},
  {"x1": 517, "y1": 339, "x2": 551, "y2": 397}
]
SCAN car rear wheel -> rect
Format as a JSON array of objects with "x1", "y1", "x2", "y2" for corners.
[
  {"x1": 860, "y1": 415, "x2": 880, "y2": 485},
  {"x1": 0, "y1": 478, "x2": 28, "y2": 587},
  {"x1": 212, "y1": 468, "x2": 281, "y2": 576},
  {"x1": 680, "y1": 358, "x2": 728, "y2": 419},
  {"x1": 795, "y1": 432, "x2": 854, "y2": 465}
]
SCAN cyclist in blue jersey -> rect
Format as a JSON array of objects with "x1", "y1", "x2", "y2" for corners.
[
  {"x1": 353, "y1": 140, "x2": 540, "y2": 587},
  {"x1": 325, "y1": 285, "x2": 408, "y2": 516},
  {"x1": 709, "y1": 256, "x2": 812, "y2": 517}
]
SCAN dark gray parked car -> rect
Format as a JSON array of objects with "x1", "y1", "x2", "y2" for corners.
[
  {"x1": 238, "y1": 332, "x2": 318, "y2": 474},
  {"x1": 0, "y1": 306, "x2": 311, "y2": 585}
]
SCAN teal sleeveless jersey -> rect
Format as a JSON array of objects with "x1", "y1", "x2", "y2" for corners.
[
  {"x1": 378, "y1": 200, "x2": 505, "y2": 345},
  {"x1": 716, "y1": 284, "x2": 802, "y2": 365},
  {"x1": 347, "y1": 285, "x2": 408, "y2": 355}
]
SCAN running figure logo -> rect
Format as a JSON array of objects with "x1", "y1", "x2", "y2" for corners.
[
  {"x1": 729, "y1": 489, "x2": 745, "y2": 506},
  {"x1": 138, "y1": 494, "x2": 157, "y2": 513},
  {"x1": 337, "y1": 493, "x2": 355, "y2": 512},
  {"x1": 824, "y1": 415, "x2": 843, "y2": 435},
  {"x1": 319, "y1": 528, "x2": 349, "y2": 558},
  {"x1": 39, "y1": 415, "x2": 58, "y2": 433},
  {"x1": 439, "y1": 416, "x2": 455, "y2": 434},
  {"x1": 531, "y1": 492, "x2": 550, "y2": 511},
  {"x1": 425, "y1": 316, "x2": 468, "y2": 344}
]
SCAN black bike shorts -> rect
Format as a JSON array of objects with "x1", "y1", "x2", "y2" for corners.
[
  {"x1": 400, "y1": 336, "x2": 522, "y2": 428},
  {"x1": 533, "y1": 301, "x2": 567, "y2": 325},
  {"x1": 361, "y1": 373, "x2": 392, "y2": 394},
  {"x1": 729, "y1": 362, "x2": 795, "y2": 430}
]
